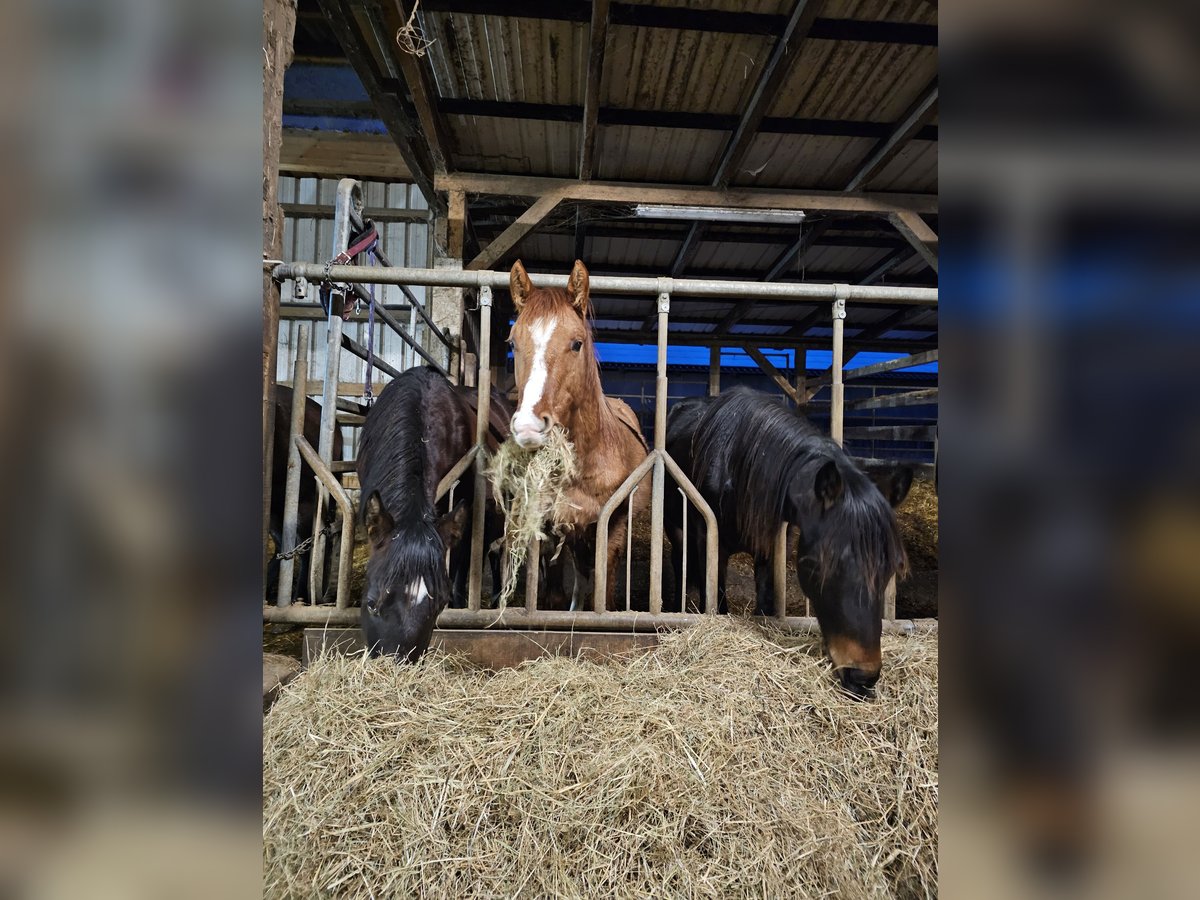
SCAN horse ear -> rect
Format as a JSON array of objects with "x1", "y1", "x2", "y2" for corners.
[
  {"x1": 813, "y1": 460, "x2": 844, "y2": 510},
  {"x1": 869, "y1": 466, "x2": 914, "y2": 508},
  {"x1": 567, "y1": 260, "x2": 590, "y2": 314},
  {"x1": 436, "y1": 499, "x2": 470, "y2": 549},
  {"x1": 364, "y1": 492, "x2": 394, "y2": 548},
  {"x1": 510, "y1": 260, "x2": 533, "y2": 311}
]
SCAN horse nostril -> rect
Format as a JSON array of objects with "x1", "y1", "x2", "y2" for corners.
[
  {"x1": 838, "y1": 667, "x2": 880, "y2": 700},
  {"x1": 540, "y1": 414, "x2": 552, "y2": 429}
]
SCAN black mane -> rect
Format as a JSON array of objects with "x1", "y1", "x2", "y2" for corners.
[
  {"x1": 357, "y1": 367, "x2": 461, "y2": 598},
  {"x1": 691, "y1": 387, "x2": 907, "y2": 592}
]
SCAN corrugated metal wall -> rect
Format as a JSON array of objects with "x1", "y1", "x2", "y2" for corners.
[{"x1": 275, "y1": 176, "x2": 433, "y2": 460}]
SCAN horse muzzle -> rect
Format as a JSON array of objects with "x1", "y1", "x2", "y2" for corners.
[{"x1": 510, "y1": 412, "x2": 551, "y2": 449}]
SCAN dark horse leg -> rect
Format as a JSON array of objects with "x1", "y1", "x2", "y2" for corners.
[
  {"x1": 753, "y1": 554, "x2": 775, "y2": 617},
  {"x1": 604, "y1": 512, "x2": 629, "y2": 612}
]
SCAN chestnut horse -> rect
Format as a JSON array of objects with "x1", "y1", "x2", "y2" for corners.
[{"x1": 507, "y1": 259, "x2": 648, "y2": 610}]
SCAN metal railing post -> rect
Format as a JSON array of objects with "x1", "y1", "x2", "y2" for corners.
[
  {"x1": 468, "y1": 285, "x2": 492, "y2": 611},
  {"x1": 773, "y1": 524, "x2": 788, "y2": 618},
  {"x1": 310, "y1": 178, "x2": 362, "y2": 600},
  {"x1": 648, "y1": 289, "x2": 670, "y2": 614},
  {"x1": 276, "y1": 322, "x2": 310, "y2": 606},
  {"x1": 830, "y1": 287, "x2": 847, "y2": 446}
]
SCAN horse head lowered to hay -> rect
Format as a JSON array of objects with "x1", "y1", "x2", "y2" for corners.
[
  {"x1": 356, "y1": 366, "x2": 511, "y2": 661},
  {"x1": 666, "y1": 387, "x2": 912, "y2": 698},
  {"x1": 502, "y1": 259, "x2": 648, "y2": 609}
]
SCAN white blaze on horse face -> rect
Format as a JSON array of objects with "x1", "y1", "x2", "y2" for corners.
[
  {"x1": 512, "y1": 317, "x2": 556, "y2": 448},
  {"x1": 407, "y1": 578, "x2": 430, "y2": 605}
]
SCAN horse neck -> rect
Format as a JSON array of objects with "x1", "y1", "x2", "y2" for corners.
[{"x1": 559, "y1": 359, "x2": 616, "y2": 456}]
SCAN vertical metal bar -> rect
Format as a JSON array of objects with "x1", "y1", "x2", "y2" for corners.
[
  {"x1": 794, "y1": 345, "x2": 806, "y2": 406},
  {"x1": 679, "y1": 487, "x2": 687, "y2": 612},
  {"x1": 708, "y1": 345, "x2": 720, "y2": 396},
  {"x1": 830, "y1": 289, "x2": 847, "y2": 446},
  {"x1": 468, "y1": 286, "x2": 492, "y2": 611},
  {"x1": 773, "y1": 524, "x2": 788, "y2": 618},
  {"x1": 625, "y1": 486, "x2": 635, "y2": 612},
  {"x1": 311, "y1": 178, "x2": 362, "y2": 599},
  {"x1": 407, "y1": 302, "x2": 417, "y2": 370},
  {"x1": 648, "y1": 290, "x2": 670, "y2": 614},
  {"x1": 276, "y1": 322, "x2": 310, "y2": 607},
  {"x1": 525, "y1": 539, "x2": 540, "y2": 610}
]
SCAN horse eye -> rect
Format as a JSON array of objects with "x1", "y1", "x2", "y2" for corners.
[{"x1": 571, "y1": 340, "x2": 583, "y2": 352}]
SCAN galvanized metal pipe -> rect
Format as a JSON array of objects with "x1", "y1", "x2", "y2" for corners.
[
  {"x1": 593, "y1": 453, "x2": 657, "y2": 611},
  {"x1": 659, "y1": 450, "x2": 720, "y2": 615},
  {"x1": 436, "y1": 444, "x2": 480, "y2": 503},
  {"x1": 295, "y1": 435, "x2": 355, "y2": 610},
  {"x1": 311, "y1": 178, "x2": 362, "y2": 601},
  {"x1": 679, "y1": 487, "x2": 688, "y2": 611},
  {"x1": 830, "y1": 290, "x2": 847, "y2": 446},
  {"x1": 261, "y1": 604, "x2": 938, "y2": 636},
  {"x1": 340, "y1": 333, "x2": 404, "y2": 381},
  {"x1": 467, "y1": 286, "x2": 493, "y2": 611},
  {"x1": 272, "y1": 262, "x2": 937, "y2": 305},
  {"x1": 371, "y1": 301, "x2": 449, "y2": 376},
  {"x1": 276, "y1": 322, "x2": 311, "y2": 607},
  {"x1": 647, "y1": 290, "x2": 670, "y2": 614}
]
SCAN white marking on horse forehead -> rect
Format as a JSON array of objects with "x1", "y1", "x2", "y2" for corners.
[
  {"x1": 405, "y1": 578, "x2": 430, "y2": 603},
  {"x1": 514, "y1": 317, "x2": 556, "y2": 425}
]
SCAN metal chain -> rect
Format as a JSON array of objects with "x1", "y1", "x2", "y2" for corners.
[{"x1": 273, "y1": 524, "x2": 336, "y2": 561}]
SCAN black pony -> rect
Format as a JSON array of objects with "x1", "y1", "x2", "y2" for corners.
[
  {"x1": 356, "y1": 366, "x2": 510, "y2": 661},
  {"x1": 666, "y1": 387, "x2": 912, "y2": 698}
]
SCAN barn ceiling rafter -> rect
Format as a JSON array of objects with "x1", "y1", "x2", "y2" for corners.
[{"x1": 290, "y1": 0, "x2": 937, "y2": 344}]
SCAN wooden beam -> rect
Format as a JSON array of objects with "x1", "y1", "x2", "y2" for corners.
[
  {"x1": 387, "y1": 0, "x2": 455, "y2": 172},
  {"x1": 887, "y1": 211, "x2": 938, "y2": 272},
  {"x1": 855, "y1": 305, "x2": 922, "y2": 341},
  {"x1": 843, "y1": 349, "x2": 937, "y2": 381},
  {"x1": 280, "y1": 129, "x2": 415, "y2": 182},
  {"x1": 743, "y1": 346, "x2": 802, "y2": 404},
  {"x1": 764, "y1": 219, "x2": 832, "y2": 281},
  {"x1": 848, "y1": 387, "x2": 939, "y2": 410},
  {"x1": 844, "y1": 80, "x2": 938, "y2": 191},
  {"x1": 578, "y1": 0, "x2": 611, "y2": 180},
  {"x1": 782, "y1": 306, "x2": 827, "y2": 339},
  {"x1": 435, "y1": 172, "x2": 938, "y2": 215},
  {"x1": 280, "y1": 201, "x2": 427, "y2": 222},
  {"x1": 669, "y1": 223, "x2": 704, "y2": 277},
  {"x1": 711, "y1": 0, "x2": 820, "y2": 189},
  {"x1": 420, "y1": 2, "x2": 937, "y2": 45},
  {"x1": 859, "y1": 247, "x2": 913, "y2": 285},
  {"x1": 466, "y1": 190, "x2": 567, "y2": 270},
  {"x1": 842, "y1": 425, "x2": 936, "y2": 441},
  {"x1": 437, "y1": 97, "x2": 938, "y2": 139},
  {"x1": 447, "y1": 188, "x2": 466, "y2": 259},
  {"x1": 316, "y1": 0, "x2": 437, "y2": 204}
]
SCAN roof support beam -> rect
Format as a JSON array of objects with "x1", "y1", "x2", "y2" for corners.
[
  {"x1": 712, "y1": 0, "x2": 820, "y2": 189},
  {"x1": 667, "y1": 0, "x2": 819, "y2": 278},
  {"x1": 436, "y1": 172, "x2": 937, "y2": 215},
  {"x1": 887, "y1": 211, "x2": 938, "y2": 272},
  {"x1": 316, "y1": 0, "x2": 438, "y2": 205},
  {"x1": 782, "y1": 306, "x2": 828, "y2": 339},
  {"x1": 466, "y1": 189, "x2": 568, "y2": 270},
  {"x1": 384, "y1": 1, "x2": 455, "y2": 173},
  {"x1": 855, "y1": 305, "x2": 926, "y2": 341},
  {"x1": 578, "y1": 0, "x2": 611, "y2": 180},
  {"x1": 742, "y1": 346, "x2": 803, "y2": 405},
  {"x1": 419, "y1": 2, "x2": 937, "y2": 46},
  {"x1": 844, "y1": 79, "x2": 938, "y2": 191},
  {"x1": 859, "y1": 247, "x2": 914, "y2": 285}
]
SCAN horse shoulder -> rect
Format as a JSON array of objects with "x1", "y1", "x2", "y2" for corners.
[{"x1": 604, "y1": 396, "x2": 648, "y2": 453}]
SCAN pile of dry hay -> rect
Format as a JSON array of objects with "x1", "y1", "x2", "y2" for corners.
[
  {"x1": 264, "y1": 619, "x2": 937, "y2": 898},
  {"x1": 486, "y1": 427, "x2": 579, "y2": 606}
]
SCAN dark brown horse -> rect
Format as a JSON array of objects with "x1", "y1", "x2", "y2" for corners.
[
  {"x1": 357, "y1": 366, "x2": 511, "y2": 661},
  {"x1": 506, "y1": 260, "x2": 648, "y2": 610},
  {"x1": 666, "y1": 387, "x2": 912, "y2": 698},
  {"x1": 268, "y1": 385, "x2": 343, "y2": 601}
]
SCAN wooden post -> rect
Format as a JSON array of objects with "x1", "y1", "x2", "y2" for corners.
[
  {"x1": 793, "y1": 346, "x2": 806, "y2": 408},
  {"x1": 708, "y1": 346, "x2": 720, "y2": 396},
  {"x1": 262, "y1": 0, "x2": 296, "y2": 583},
  {"x1": 432, "y1": 189, "x2": 466, "y2": 381}
]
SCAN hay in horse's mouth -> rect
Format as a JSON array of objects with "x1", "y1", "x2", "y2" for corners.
[{"x1": 486, "y1": 426, "x2": 579, "y2": 607}]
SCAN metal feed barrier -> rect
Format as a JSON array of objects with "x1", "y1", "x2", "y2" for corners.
[{"x1": 265, "y1": 178, "x2": 938, "y2": 634}]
